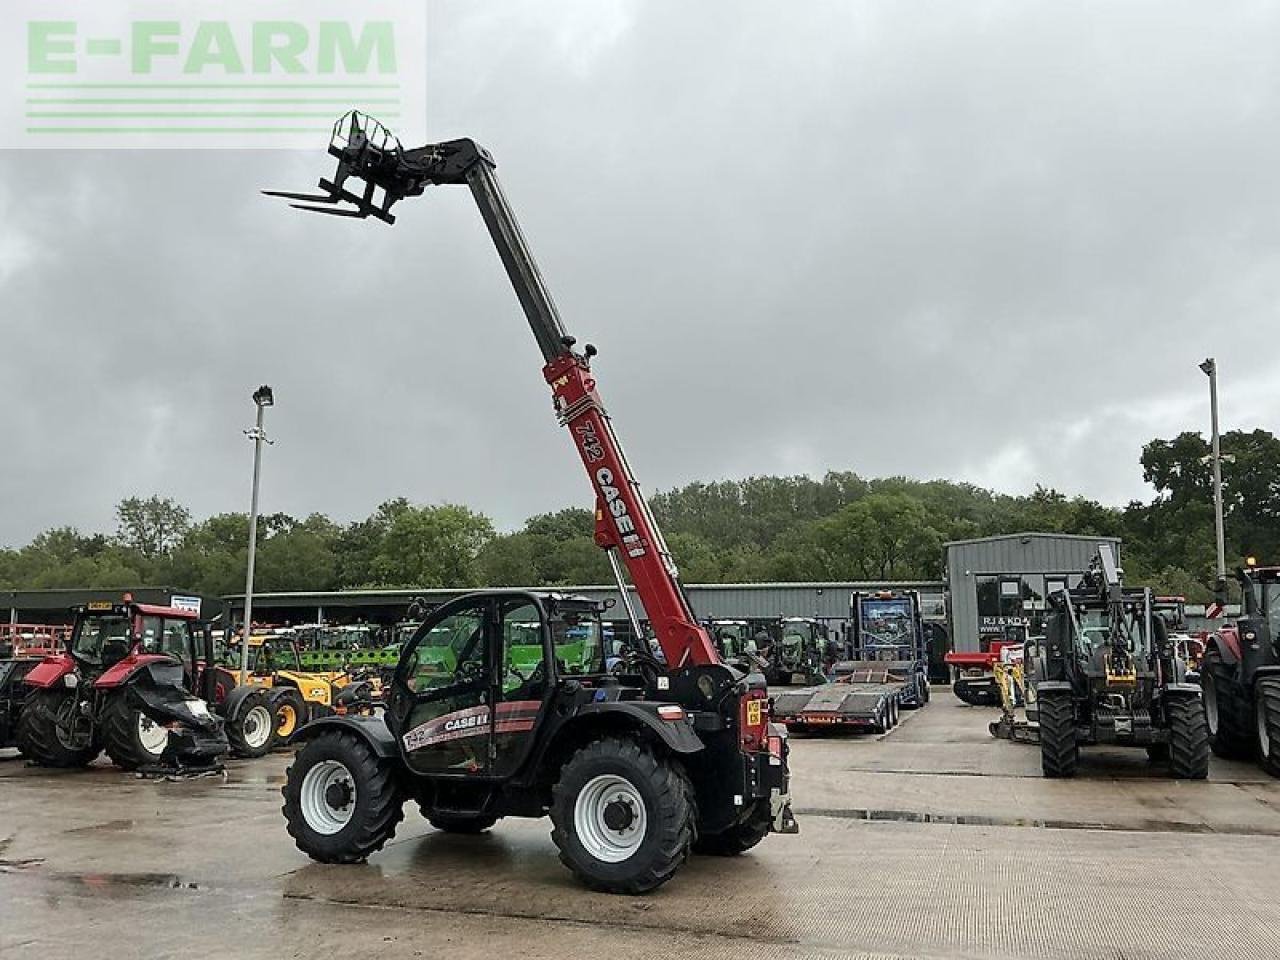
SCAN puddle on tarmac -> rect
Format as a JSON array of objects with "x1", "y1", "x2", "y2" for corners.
[
  {"x1": 54, "y1": 871, "x2": 201, "y2": 891},
  {"x1": 796, "y1": 806, "x2": 1280, "y2": 837},
  {"x1": 62, "y1": 819, "x2": 135, "y2": 836}
]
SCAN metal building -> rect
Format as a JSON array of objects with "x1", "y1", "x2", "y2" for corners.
[
  {"x1": 224, "y1": 580, "x2": 948, "y2": 630},
  {"x1": 944, "y1": 532, "x2": 1121, "y2": 653}
]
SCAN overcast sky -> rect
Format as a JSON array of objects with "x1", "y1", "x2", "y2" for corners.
[{"x1": 3, "y1": 0, "x2": 1279, "y2": 547}]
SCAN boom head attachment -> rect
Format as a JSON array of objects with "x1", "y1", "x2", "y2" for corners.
[{"x1": 263, "y1": 111, "x2": 493, "y2": 225}]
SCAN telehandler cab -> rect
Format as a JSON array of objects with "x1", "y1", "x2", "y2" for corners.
[{"x1": 266, "y1": 113, "x2": 797, "y2": 893}]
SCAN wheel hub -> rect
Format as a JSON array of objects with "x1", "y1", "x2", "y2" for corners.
[
  {"x1": 325, "y1": 779, "x2": 354, "y2": 811},
  {"x1": 603, "y1": 797, "x2": 636, "y2": 832}
]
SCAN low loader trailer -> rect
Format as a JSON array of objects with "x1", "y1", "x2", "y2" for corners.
[{"x1": 772, "y1": 667, "x2": 902, "y2": 734}]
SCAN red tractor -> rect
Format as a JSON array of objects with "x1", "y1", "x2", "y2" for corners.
[
  {"x1": 1201, "y1": 562, "x2": 1280, "y2": 774},
  {"x1": 15, "y1": 598, "x2": 230, "y2": 770}
]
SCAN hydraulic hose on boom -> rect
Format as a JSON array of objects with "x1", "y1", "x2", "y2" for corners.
[{"x1": 265, "y1": 112, "x2": 719, "y2": 667}]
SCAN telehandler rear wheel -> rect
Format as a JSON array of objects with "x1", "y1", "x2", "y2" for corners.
[
  {"x1": 1254, "y1": 677, "x2": 1280, "y2": 777},
  {"x1": 1038, "y1": 695, "x2": 1078, "y2": 778},
  {"x1": 282, "y1": 730, "x2": 404, "y2": 863},
  {"x1": 1167, "y1": 697, "x2": 1209, "y2": 780},
  {"x1": 270, "y1": 688, "x2": 308, "y2": 744},
  {"x1": 550, "y1": 736, "x2": 694, "y2": 894}
]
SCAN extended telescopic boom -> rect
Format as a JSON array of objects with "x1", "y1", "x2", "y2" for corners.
[{"x1": 265, "y1": 112, "x2": 720, "y2": 667}]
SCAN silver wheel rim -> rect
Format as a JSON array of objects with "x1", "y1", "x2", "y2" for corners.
[
  {"x1": 300, "y1": 760, "x2": 356, "y2": 835},
  {"x1": 1203, "y1": 675, "x2": 1219, "y2": 736},
  {"x1": 573, "y1": 774, "x2": 647, "y2": 863},
  {"x1": 1258, "y1": 693, "x2": 1271, "y2": 758},
  {"x1": 242, "y1": 704, "x2": 273, "y2": 750},
  {"x1": 137, "y1": 713, "x2": 169, "y2": 755}
]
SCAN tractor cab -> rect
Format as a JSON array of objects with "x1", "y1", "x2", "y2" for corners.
[
  {"x1": 1046, "y1": 587, "x2": 1167, "y2": 690},
  {"x1": 387, "y1": 592, "x2": 608, "y2": 780},
  {"x1": 709, "y1": 620, "x2": 755, "y2": 660},
  {"x1": 60, "y1": 599, "x2": 202, "y2": 683}
]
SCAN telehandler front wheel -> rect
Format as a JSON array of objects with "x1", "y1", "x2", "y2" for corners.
[
  {"x1": 282, "y1": 730, "x2": 404, "y2": 863},
  {"x1": 550, "y1": 737, "x2": 695, "y2": 894}
]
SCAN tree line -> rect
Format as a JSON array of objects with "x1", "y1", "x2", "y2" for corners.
[{"x1": 2, "y1": 429, "x2": 1276, "y2": 603}]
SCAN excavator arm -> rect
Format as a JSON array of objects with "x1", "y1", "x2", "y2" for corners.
[{"x1": 266, "y1": 112, "x2": 720, "y2": 668}]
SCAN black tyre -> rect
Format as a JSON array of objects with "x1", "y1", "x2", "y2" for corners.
[
  {"x1": 921, "y1": 677, "x2": 931, "y2": 704},
  {"x1": 1254, "y1": 677, "x2": 1280, "y2": 778},
  {"x1": 425, "y1": 811, "x2": 499, "y2": 833},
  {"x1": 270, "y1": 687, "x2": 309, "y2": 745},
  {"x1": 15, "y1": 688, "x2": 97, "y2": 768},
  {"x1": 101, "y1": 691, "x2": 171, "y2": 770},
  {"x1": 1167, "y1": 696, "x2": 1209, "y2": 780},
  {"x1": 227, "y1": 690, "x2": 276, "y2": 759},
  {"x1": 692, "y1": 801, "x2": 770, "y2": 856},
  {"x1": 1146, "y1": 742, "x2": 1170, "y2": 762},
  {"x1": 549, "y1": 736, "x2": 695, "y2": 894},
  {"x1": 281, "y1": 730, "x2": 404, "y2": 863},
  {"x1": 1201, "y1": 650, "x2": 1251, "y2": 759},
  {"x1": 1038, "y1": 695, "x2": 1078, "y2": 778}
]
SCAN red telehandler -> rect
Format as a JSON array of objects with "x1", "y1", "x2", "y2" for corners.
[{"x1": 264, "y1": 112, "x2": 797, "y2": 893}]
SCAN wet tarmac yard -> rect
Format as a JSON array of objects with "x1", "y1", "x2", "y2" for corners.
[{"x1": 3, "y1": 694, "x2": 1280, "y2": 960}]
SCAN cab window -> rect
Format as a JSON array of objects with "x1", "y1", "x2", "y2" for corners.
[{"x1": 404, "y1": 607, "x2": 485, "y2": 692}]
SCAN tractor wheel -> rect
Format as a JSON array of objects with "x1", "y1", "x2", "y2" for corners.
[
  {"x1": 226, "y1": 690, "x2": 276, "y2": 759},
  {"x1": 1254, "y1": 678, "x2": 1280, "y2": 777},
  {"x1": 15, "y1": 688, "x2": 97, "y2": 768},
  {"x1": 425, "y1": 811, "x2": 499, "y2": 834},
  {"x1": 282, "y1": 730, "x2": 404, "y2": 863},
  {"x1": 1146, "y1": 742, "x2": 1170, "y2": 762},
  {"x1": 1167, "y1": 696, "x2": 1209, "y2": 780},
  {"x1": 692, "y1": 801, "x2": 771, "y2": 856},
  {"x1": 1038, "y1": 695, "x2": 1078, "y2": 778},
  {"x1": 270, "y1": 688, "x2": 309, "y2": 745},
  {"x1": 550, "y1": 736, "x2": 695, "y2": 894},
  {"x1": 101, "y1": 692, "x2": 171, "y2": 770},
  {"x1": 1201, "y1": 650, "x2": 1252, "y2": 759}
]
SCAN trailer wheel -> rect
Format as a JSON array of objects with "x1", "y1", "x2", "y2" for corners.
[
  {"x1": 1038, "y1": 695, "x2": 1078, "y2": 778},
  {"x1": 16, "y1": 688, "x2": 97, "y2": 768},
  {"x1": 1166, "y1": 696, "x2": 1209, "y2": 780},
  {"x1": 550, "y1": 736, "x2": 694, "y2": 894},
  {"x1": 425, "y1": 811, "x2": 499, "y2": 834},
  {"x1": 693, "y1": 801, "x2": 771, "y2": 856},
  {"x1": 1254, "y1": 678, "x2": 1280, "y2": 777},
  {"x1": 282, "y1": 730, "x2": 404, "y2": 863},
  {"x1": 101, "y1": 692, "x2": 170, "y2": 770},
  {"x1": 227, "y1": 690, "x2": 276, "y2": 759},
  {"x1": 1201, "y1": 650, "x2": 1251, "y2": 759}
]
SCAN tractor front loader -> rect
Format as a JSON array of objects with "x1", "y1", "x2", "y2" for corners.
[{"x1": 1023, "y1": 545, "x2": 1208, "y2": 779}]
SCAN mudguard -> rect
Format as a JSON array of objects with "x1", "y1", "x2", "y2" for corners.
[
  {"x1": 1209, "y1": 628, "x2": 1241, "y2": 665},
  {"x1": 291, "y1": 713, "x2": 398, "y2": 758},
  {"x1": 94, "y1": 654, "x2": 177, "y2": 689},
  {"x1": 23, "y1": 655, "x2": 76, "y2": 689},
  {"x1": 221, "y1": 683, "x2": 267, "y2": 722},
  {"x1": 129, "y1": 682, "x2": 224, "y2": 734},
  {"x1": 1033, "y1": 680, "x2": 1072, "y2": 695},
  {"x1": 569, "y1": 702, "x2": 706, "y2": 755}
]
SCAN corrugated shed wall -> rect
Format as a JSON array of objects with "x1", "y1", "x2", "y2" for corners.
[{"x1": 946, "y1": 535, "x2": 1121, "y2": 652}]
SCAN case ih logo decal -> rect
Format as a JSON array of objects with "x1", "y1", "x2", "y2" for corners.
[
  {"x1": 402, "y1": 701, "x2": 541, "y2": 752},
  {"x1": 595, "y1": 467, "x2": 646, "y2": 559}
]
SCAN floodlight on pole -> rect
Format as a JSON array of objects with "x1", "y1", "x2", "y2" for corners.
[{"x1": 239, "y1": 385, "x2": 275, "y2": 686}]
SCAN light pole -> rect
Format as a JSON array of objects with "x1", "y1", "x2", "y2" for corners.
[
  {"x1": 239, "y1": 385, "x2": 274, "y2": 685},
  {"x1": 1199, "y1": 359, "x2": 1228, "y2": 605}
]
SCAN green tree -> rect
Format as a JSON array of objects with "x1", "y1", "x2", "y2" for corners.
[
  {"x1": 369, "y1": 503, "x2": 494, "y2": 588},
  {"x1": 115, "y1": 496, "x2": 192, "y2": 559}
]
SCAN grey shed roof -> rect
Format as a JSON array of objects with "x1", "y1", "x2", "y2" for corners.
[{"x1": 944, "y1": 532, "x2": 1120, "y2": 548}]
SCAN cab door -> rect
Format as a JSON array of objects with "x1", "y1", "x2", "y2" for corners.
[
  {"x1": 492, "y1": 597, "x2": 553, "y2": 779},
  {"x1": 389, "y1": 597, "x2": 495, "y2": 777}
]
